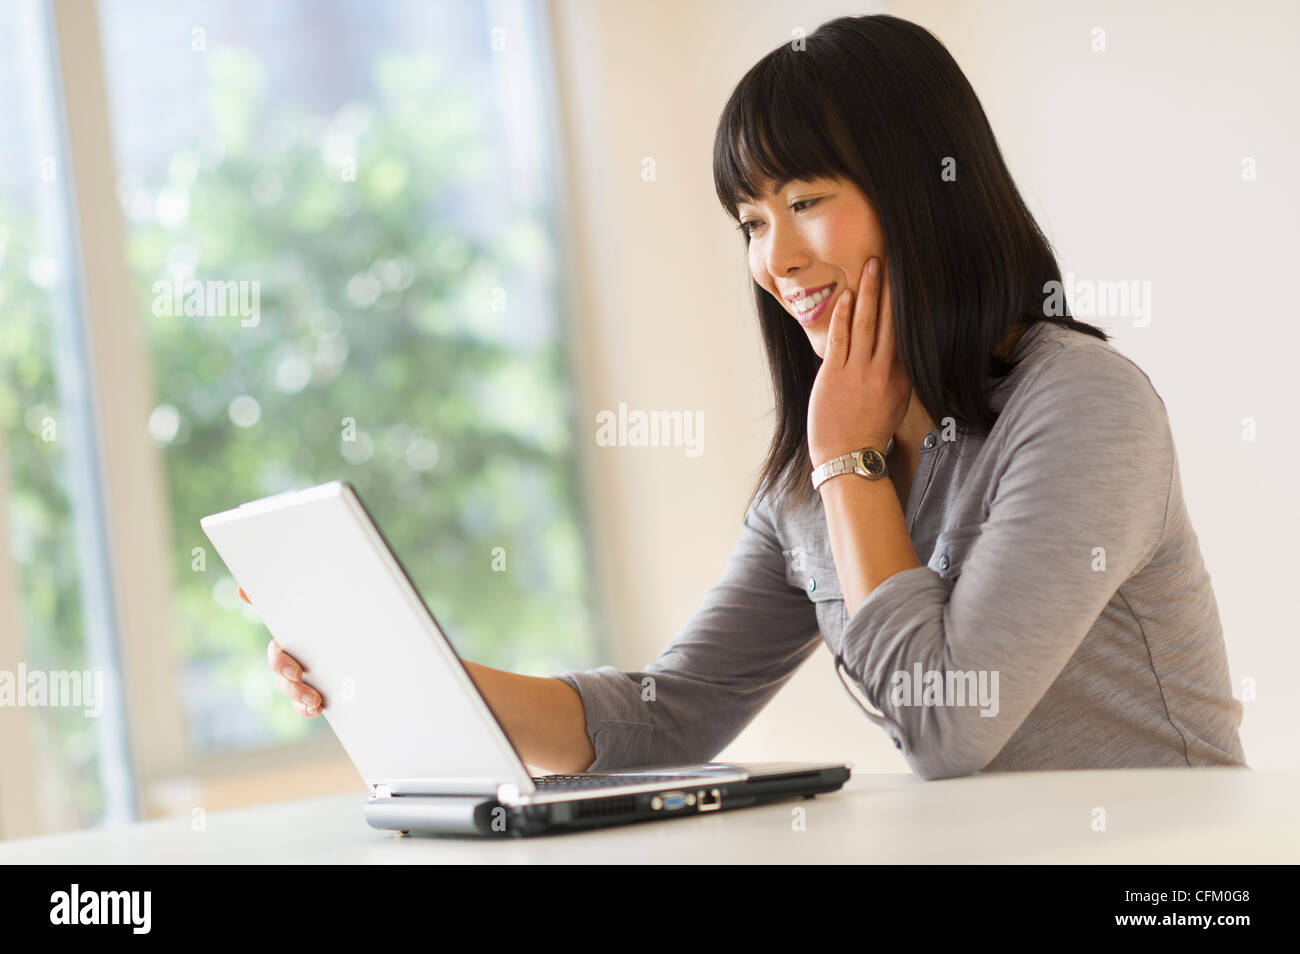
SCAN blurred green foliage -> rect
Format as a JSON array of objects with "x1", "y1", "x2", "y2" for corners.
[{"x1": 2, "y1": 47, "x2": 600, "y2": 770}]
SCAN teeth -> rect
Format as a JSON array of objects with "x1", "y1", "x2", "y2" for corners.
[{"x1": 794, "y1": 286, "x2": 831, "y2": 313}]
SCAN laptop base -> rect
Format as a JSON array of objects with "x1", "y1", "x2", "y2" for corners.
[{"x1": 364, "y1": 765, "x2": 851, "y2": 837}]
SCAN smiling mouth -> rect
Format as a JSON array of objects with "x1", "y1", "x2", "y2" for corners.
[{"x1": 791, "y1": 283, "x2": 837, "y2": 324}]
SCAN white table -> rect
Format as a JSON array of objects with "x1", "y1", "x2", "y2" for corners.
[{"x1": 4, "y1": 767, "x2": 1297, "y2": 864}]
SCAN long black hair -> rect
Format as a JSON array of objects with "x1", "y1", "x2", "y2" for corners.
[{"x1": 713, "y1": 14, "x2": 1108, "y2": 514}]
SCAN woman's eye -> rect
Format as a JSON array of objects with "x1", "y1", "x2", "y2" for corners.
[{"x1": 736, "y1": 198, "x2": 820, "y2": 238}]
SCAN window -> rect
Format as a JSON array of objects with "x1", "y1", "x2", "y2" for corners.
[
  {"x1": 1, "y1": 0, "x2": 598, "y2": 833},
  {"x1": 0, "y1": 0, "x2": 133, "y2": 832}
]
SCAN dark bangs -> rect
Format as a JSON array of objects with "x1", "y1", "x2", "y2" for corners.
[{"x1": 712, "y1": 49, "x2": 862, "y2": 218}]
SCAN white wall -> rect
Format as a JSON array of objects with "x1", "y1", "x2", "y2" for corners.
[{"x1": 548, "y1": 0, "x2": 1298, "y2": 772}]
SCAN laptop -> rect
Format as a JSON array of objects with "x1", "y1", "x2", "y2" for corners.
[{"x1": 200, "y1": 480, "x2": 851, "y2": 836}]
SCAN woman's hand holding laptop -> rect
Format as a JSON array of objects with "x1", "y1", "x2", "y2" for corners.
[
  {"x1": 268, "y1": 638, "x2": 322, "y2": 717},
  {"x1": 243, "y1": 586, "x2": 323, "y2": 717},
  {"x1": 248, "y1": 586, "x2": 597, "y2": 772}
]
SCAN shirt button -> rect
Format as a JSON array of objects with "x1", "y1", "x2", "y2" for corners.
[
  {"x1": 807, "y1": 577, "x2": 817, "y2": 593},
  {"x1": 939, "y1": 553, "x2": 950, "y2": 571},
  {"x1": 923, "y1": 433, "x2": 937, "y2": 450}
]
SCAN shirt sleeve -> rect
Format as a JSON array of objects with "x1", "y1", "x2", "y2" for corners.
[
  {"x1": 836, "y1": 345, "x2": 1174, "y2": 780},
  {"x1": 552, "y1": 490, "x2": 823, "y2": 771}
]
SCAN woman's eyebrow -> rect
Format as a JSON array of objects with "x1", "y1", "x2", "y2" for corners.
[{"x1": 739, "y1": 177, "x2": 809, "y2": 210}]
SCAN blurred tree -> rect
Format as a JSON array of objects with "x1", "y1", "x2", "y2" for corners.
[{"x1": 1, "y1": 45, "x2": 600, "y2": 772}]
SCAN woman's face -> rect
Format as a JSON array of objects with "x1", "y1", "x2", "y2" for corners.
[{"x1": 736, "y1": 174, "x2": 885, "y2": 359}]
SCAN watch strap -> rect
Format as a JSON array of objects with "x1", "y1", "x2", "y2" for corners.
[{"x1": 811, "y1": 446, "x2": 890, "y2": 491}]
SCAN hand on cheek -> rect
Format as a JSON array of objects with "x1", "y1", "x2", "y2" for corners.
[{"x1": 806, "y1": 256, "x2": 912, "y2": 467}]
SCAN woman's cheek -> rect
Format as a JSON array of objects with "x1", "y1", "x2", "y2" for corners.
[
  {"x1": 748, "y1": 252, "x2": 772, "y2": 296},
  {"x1": 811, "y1": 214, "x2": 863, "y2": 269}
]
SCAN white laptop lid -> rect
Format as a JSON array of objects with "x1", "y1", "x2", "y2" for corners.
[{"x1": 200, "y1": 481, "x2": 535, "y2": 797}]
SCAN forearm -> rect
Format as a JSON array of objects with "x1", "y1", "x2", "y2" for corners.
[
  {"x1": 819, "y1": 475, "x2": 921, "y2": 614},
  {"x1": 461, "y1": 660, "x2": 596, "y2": 774}
]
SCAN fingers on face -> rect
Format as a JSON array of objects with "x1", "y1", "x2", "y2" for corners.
[
  {"x1": 832, "y1": 285, "x2": 854, "y2": 332},
  {"x1": 825, "y1": 286, "x2": 853, "y2": 364},
  {"x1": 875, "y1": 259, "x2": 895, "y2": 362},
  {"x1": 849, "y1": 257, "x2": 880, "y2": 359},
  {"x1": 863, "y1": 256, "x2": 898, "y2": 365},
  {"x1": 858, "y1": 257, "x2": 880, "y2": 314}
]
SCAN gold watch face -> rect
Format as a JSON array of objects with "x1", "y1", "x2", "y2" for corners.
[{"x1": 859, "y1": 448, "x2": 887, "y2": 478}]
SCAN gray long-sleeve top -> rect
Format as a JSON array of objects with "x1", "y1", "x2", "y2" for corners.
[{"x1": 555, "y1": 320, "x2": 1247, "y2": 779}]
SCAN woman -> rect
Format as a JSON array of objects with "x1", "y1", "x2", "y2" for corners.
[{"x1": 267, "y1": 14, "x2": 1246, "y2": 779}]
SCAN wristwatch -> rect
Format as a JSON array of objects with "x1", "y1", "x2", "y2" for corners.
[{"x1": 811, "y1": 441, "x2": 893, "y2": 492}]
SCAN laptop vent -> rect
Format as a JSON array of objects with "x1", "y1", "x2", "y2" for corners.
[{"x1": 574, "y1": 795, "x2": 637, "y2": 819}]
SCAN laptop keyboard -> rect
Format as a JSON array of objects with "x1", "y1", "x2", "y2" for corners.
[{"x1": 530, "y1": 774, "x2": 687, "y2": 790}]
